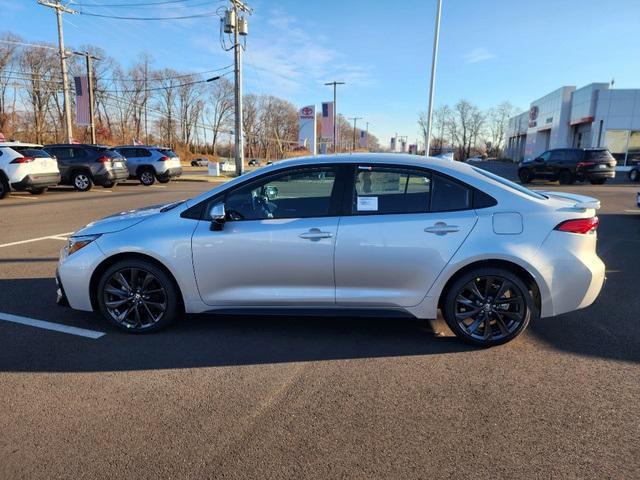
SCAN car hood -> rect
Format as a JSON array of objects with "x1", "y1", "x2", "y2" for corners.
[{"x1": 73, "y1": 203, "x2": 167, "y2": 236}]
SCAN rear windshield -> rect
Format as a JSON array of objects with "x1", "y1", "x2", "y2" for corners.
[
  {"x1": 155, "y1": 148, "x2": 177, "y2": 157},
  {"x1": 11, "y1": 146, "x2": 52, "y2": 158},
  {"x1": 472, "y1": 167, "x2": 547, "y2": 200},
  {"x1": 584, "y1": 149, "x2": 615, "y2": 162}
]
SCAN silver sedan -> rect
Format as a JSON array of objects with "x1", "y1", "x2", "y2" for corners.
[{"x1": 56, "y1": 154, "x2": 605, "y2": 346}]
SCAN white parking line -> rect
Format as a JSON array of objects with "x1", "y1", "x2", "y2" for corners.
[
  {"x1": 11, "y1": 195, "x2": 39, "y2": 200},
  {"x1": 0, "y1": 232, "x2": 73, "y2": 249},
  {"x1": 0, "y1": 312, "x2": 105, "y2": 339}
]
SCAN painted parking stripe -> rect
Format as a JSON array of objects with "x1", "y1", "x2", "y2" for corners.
[
  {"x1": 0, "y1": 232, "x2": 74, "y2": 249},
  {"x1": 0, "y1": 312, "x2": 105, "y2": 339}
]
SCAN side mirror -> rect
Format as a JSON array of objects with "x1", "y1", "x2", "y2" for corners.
[{"x1": 210, "y1": 203, "x2": 226, "y2": 231}]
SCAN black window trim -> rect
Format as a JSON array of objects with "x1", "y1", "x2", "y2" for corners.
[{"x1": 343, "y1": 163, "x2": 496, "y2": 216}]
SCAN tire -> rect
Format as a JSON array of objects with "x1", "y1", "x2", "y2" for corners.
[
  {"x1": 96, "y1": 259, "x2": 181, "y2": 333},
  {"x1": 518, "y1": 168, "x2": 532, "y2": 184},
  {"x1": 157, "y1": 177, "x2": 171, "y2": 184},
  {"x1": 72, "y1": 171, "x2": 93, "y2": 192},
  {"x1": 191, "y1": 161, "x2": 197, "y2": 167},
  {"x1": 590, "y1": 178, "x2": 606, "y2": 185},
  {"x1": 442, "y1": 267, "x2": 538, "y2": 347},
  {"x1": 0, "y1": 174, "x2": 9, "y2": 199},
  {"x1": 29, "y1": 187, "x2": 47, "y2": 195},
  {"x1": 628, "y1": 169, "x2": 639, "y2": 182},
  {"x1": 558, "y1": 170, "x2": 574, "y2": 185},
  {"x1": 139, "y1": 168, "x2": 156, "y2": 186}
]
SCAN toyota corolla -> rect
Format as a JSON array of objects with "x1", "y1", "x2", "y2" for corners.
[{"x1": 56, "y1": 154, "x2": 605, "y2": 346}]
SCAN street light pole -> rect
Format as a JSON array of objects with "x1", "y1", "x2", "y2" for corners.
[
  {"x1": 424, "y1": 0, "x2": 442, "y2": 157},
  {"x1": 324, "y1": 81, "x2": 344, "y2": 153}
]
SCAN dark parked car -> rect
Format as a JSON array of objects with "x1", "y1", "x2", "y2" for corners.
[
  {"x1": 248, "y1": 159, "x2": 261, "y2": 166},
  {"x1": 44, "y1": 144, "x2": 129, "y2": 191},
  {"x1": 518, "y1": 148, "x2": 616, "y2": 185},
  {"x1": 191, "y1": 157, "x2": 208, "y2": 167}
]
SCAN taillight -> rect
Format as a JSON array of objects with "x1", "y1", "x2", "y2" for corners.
[
  {"x1": 10, "y1": 156, "x2": 35, "y2": 164},
  {"x1": 577, "y1": 161, "x2": 595, "y2": 168},
  {"x1": 96, "y1": 156, "x2": 110, "y2": 163},
  {"x1": 158, "y1": 156, "x2": 169, "y2": 162},
  {"x1": 555, "y1": 217, "x2": 599, "y2": 234}
]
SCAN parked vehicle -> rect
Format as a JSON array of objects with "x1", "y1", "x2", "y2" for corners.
[
  {"x1": 628, "y1": 164, "x2": 639, "y2": 182},
  {"x1": 191, "y1": 157, "x2": 208, "y2": 167},
  {"x1": 56, "y1": 153, "x2": 605, "y2": 347},
  {"x1": 518, "y1": 148, "x2": 616, "y2": 185},
  {"x1": 435, "y1": 152, "x2": 455, "y2": 161},
  {"x1": 0, "y1": 142, "x2": 60, "y2": 199},
  {"x1": 113, "y1": 146, "x2": 182, "y2": 185},
  {"x1": 466, "y1": 155, "x2": 484, "y2": 163},
  {"x1": 248, "y1": 159, "x2": 261, "y2": 166},
  {"x1": 44, "y1": 144, "x2": 129, "y2": 191}
]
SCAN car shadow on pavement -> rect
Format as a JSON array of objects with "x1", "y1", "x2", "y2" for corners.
[
  {"x1": 530, "y1": 213, "x2": 640, "y2": 363},
  {"x1": 0, "y1": 277, "x2": 475, "y2": 373}
]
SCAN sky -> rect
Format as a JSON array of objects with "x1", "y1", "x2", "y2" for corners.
[{"x1": 2, "y1": 0, "x2": 640, "y2": 145}]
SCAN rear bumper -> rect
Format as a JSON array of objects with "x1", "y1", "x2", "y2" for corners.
[
  {"x1": 576, "y1": 170, "x2": 616, "y2": 180},
  {"x1": 158, "y1": 167, "x2": 182, "y2": 179},
  {"x1": 95, "y1": 169, "x2": 129, "y2": 185},
  {"x1": 11, "y1": 172, "x2": 61, "y2": 190}
]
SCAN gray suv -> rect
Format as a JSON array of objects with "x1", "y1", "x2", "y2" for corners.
[
  {"x1": 44, "y1": 144, "x2": 129, "y2": 191},
  {"x1": 113, "y1": 146, "x2": 182, "y2": 186}
]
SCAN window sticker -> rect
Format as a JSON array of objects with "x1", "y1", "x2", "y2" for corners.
[{"x1": 357, "y1": 196, "x2": 378, "y2": 211}]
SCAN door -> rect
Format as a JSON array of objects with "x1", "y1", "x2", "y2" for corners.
[
  {"x1": 548, "y1": 149, "x2": 566, "y2": 176},
  {"x1": 334, "y1": 166, "x2": 478, "y2": 307},
  {"x1": 191, "y1": 165, "x2": 344, "y2": 306},
  {"x1": 532, "y1": 150, "x2": 551, "y2": 177}
]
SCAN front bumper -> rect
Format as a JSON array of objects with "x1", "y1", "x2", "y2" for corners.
[
  {"x1": 158, "y1": 167, "x2": 183, "y2": 180},
  {"x1": 57, "y1": 241, "x2": 106, "y2": 312},
  {"x1": 11, "y1": 172, "x2": 61, "y2": 190},
  {"x1": 55, "y1": 271, "x2": 70, "y2": 307}
]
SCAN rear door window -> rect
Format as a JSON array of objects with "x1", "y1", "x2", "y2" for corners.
[
  {"x1": 352, "y1": 167, "x2": 431, "y2": 215},
  {"x1": 549, "y1": 150, "x2": 565, "y2": 162},
  {"x1": 156, "y1": 148, "x2": 177, "y2": 157}
]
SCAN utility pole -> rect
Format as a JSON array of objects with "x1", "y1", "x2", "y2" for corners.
[
  {"x1": 424, "y1": 0, "x2": 443, "y2": 157},
  {"x1": 143, "y1": 59, "x2": 149, "y2": 145},
  {"x1": 324, "y1": 81, "x2": 345, "y2": 153},
  {"x1": 349, "y1": 117, "x2": 362, "y2": 151},
  {"x1": 39, "y1": 0, "x2": 76, "y2": 144},
  {"x1": 224, "y1": 0, "x2": 251, "y2": 176},
  {"x1": 365, "y1": 122, "x2": 369, "y2": 150},
  {"x1": 73, "y1": 51, "x2": 100, "y2": 144}
]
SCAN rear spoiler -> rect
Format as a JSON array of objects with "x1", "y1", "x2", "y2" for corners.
[{"x1": 535, "y1": 191, "x2": 601, "y2": 210}]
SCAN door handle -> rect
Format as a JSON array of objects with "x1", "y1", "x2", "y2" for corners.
[
  {"x1": 424, "y1": 222, "x2": 461, "y2": 235},
  {"x1": 299, "y1": 228, "x2": 333, "y2": 240}
]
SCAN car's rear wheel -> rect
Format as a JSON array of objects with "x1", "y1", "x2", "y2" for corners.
[
  {"x1": 97, "y1": 259, "x2": 181, "y2": 333},
  {"x1": 72, "y1": 172, "x2": 93, "y2": 192},
  {"x1": 442, "y1": 268, "x2": 537, "y2": 347},
  {"x1": 139, "y1": 168, "x2": 156, "y2": 186},
  {"x1": 0, "y1": 174, "x2": 9, "y2": 199},
  {"x1": 29, "y1": 187, "x2": 47, "y2": 195},
  {"x1": 558, "y1": 170, "x2": 574, "y2": 185},
  {"x1": 590, "y1": 178, "x2": 606, "y2": 185},
  {"x1": 518, "y1": 168, "x2": 532, "y2": 184},
  {"x1": 628, "y1": 169, "x2": 639, "y2": 182},
  {"x1": 157, "y1": 177, "x2": 171, "y2": 184}
]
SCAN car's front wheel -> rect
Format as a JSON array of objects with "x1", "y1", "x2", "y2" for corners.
[
  {"x1": 442, "y1": 268, "x2": 537, "y2": 347},
  {"x1": 628, "y1": 168, "x2": 639, "y2": 182},
  {"x1": 518, "y1": 168, "x2": 532, "y2": 184},
  {"x1": 558, "y1": 170, "x2": 574, "y2": 185},
  {"x1": 96, "y1": 259, "x2": 181, "y2": 333}
]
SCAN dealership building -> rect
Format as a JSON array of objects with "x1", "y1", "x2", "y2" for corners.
[{"x1": 506, "y1": 83, "x2": 640, "y2": 168}]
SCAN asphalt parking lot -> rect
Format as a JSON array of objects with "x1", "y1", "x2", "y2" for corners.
[{"x1": 1, "y1": 171, "x2": 639, "y2": 479}]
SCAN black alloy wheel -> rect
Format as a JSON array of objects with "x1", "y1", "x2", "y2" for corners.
[
  {"x1": 443, "y1": 268, "x2": 536, "y2": 346},
  {"x1": 97, "y1": 260, "x2": 180, "y2": 333},
  {"x1": 558, "y1": 170, "x2": 574, "y2": 185}
]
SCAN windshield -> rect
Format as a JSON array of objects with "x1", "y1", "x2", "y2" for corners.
[{"x1": 472, "y1": 166, "x2": 547, "y2": 200}]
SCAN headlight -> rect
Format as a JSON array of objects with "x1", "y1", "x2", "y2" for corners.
[{"x1": 67, "y1": 234, "x2": 101, "y2": 256}]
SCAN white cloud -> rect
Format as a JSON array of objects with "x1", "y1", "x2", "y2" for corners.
[{"x1": 463, "y1": 47, "x2": 496, "y2": 64}]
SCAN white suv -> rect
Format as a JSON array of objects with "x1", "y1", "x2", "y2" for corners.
[
  {"x1": 0, "y1": 142, "x2": 61, "y2": 199},
  {"x1": 113, "y1": 146, "x2": 182, "y2": 186}
]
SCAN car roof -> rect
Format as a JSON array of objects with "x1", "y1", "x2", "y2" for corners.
[
  {"x1": 113, "y1": 145, "x2": 168, "y2": 149},
  {"x1": 0, "y1": 142, "x2": 44, "y2": 148}
]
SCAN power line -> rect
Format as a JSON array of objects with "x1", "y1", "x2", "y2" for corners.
[
  {"x1": 70, "y1": 0, "x2": 204, "y2": 7},
  {"x1": 77, "y1": 9, "x2": 220, "y2": 20}
]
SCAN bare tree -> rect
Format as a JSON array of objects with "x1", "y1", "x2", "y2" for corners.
[
  {"x1": 0, "y1": 33, "x2": 21, "y2": 134},
  {"x1": 485, "y1": 101, "x2": 515, "y2": 158},
  {"x1": 207, "y1": 77, "x2": 233, "y2": 154}
]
